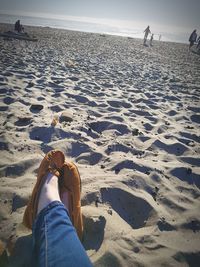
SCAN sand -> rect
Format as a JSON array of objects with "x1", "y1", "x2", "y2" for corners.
[{"x1": 0, "y1": 23, "x2": 200, "y2": 267}]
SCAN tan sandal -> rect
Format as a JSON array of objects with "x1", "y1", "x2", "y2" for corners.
[{"x1": 23, "y1": 150, "x2": 83, "y2": 240}]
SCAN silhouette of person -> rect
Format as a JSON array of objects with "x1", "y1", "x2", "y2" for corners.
[
  {"x1": 143, "y1": 25, "x2": 151, "y2": 45},
  {"x1": 150, "y1": 34, "x2": 154, "y2": 46},
  {"x1": 159, "y1": 34, "x2": 162, "y2": 41},
  {"x1": 197, "y1": 36, "x2": 200, "y2": 50},
  {"x1": 189, "y1": 29, "x2": 197, "y2": 49},
  {"x1": 14, "y1": 20, "x2": 23, "y2": 33}
]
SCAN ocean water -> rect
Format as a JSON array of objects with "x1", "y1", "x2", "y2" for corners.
[{"x1": 0, "y1": 13, "x2": 188, "y2": 44}]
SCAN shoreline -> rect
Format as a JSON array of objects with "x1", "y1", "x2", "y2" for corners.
[{"x1": 0, "y1": 18, "x2": 188, "y2": 45}]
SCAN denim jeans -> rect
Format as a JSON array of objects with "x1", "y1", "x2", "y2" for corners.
[{"x1": 32, "y1": 201, "x2": 93, "y2": 267}]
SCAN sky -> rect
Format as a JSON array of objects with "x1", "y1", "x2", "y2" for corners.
[{"x1": 0, "y1": 0, "x2": 199, "y2": 36}]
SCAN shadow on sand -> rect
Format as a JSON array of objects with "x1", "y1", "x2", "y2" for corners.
[{"x1": 83, "y1": 215, "x2": 106, "y2": 252}]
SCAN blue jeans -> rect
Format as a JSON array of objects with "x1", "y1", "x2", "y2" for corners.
[{"x1": 32, "y1": 201, "x2": 93, "y2": 267}]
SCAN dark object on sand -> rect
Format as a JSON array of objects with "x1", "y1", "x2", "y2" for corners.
[
  {"x1": 15, "y1": 20, "x2": 23, "y2": 33},
  {"x1": 197, "y1": 36, "x2": 200, "y2": 49},
  {"x1": 143, "y1": 25, "x2": 151, "y2": 45},
  {"x1": 150, "y1": 34, "x2": 154, "y2": 46},
  {"x1": 0, "y1": 31, "x2": 38, "y2": 42},
  {"x1": 189, "y1": 29, "x2": 197, "y2": 49}
]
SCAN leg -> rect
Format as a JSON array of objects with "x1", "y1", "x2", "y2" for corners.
[{"x1": 33, "y1": 173, "x2": 93, "y2": 267}]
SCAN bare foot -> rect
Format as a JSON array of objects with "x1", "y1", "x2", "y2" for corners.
[{"x1": 37, "y1": 172, "x2": 61, "y2": 215}]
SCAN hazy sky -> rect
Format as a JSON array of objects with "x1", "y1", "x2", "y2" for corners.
[{"x1": 0, "y1": 0, "x2": 199, "y2": 31}]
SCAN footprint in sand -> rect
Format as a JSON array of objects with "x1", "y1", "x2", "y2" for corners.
[
  {"x1": 89, "y1": 120, "x2": 130, "y2": 135},
  {"x1": 100, "y1": 187, "x2": 157, "y2": 229},
  {"x1": 190, "y1": 114, "x2": 200, "y2": 124},
  {"x1": 69, "y1": 76, "x2": 79, "y2": 82},
  {"x1": 30, "y1": 104, "x2": 44, "y2": 113},
  {"x1": 15, "y1": 117, "x2": 32, "y2": 127},
  {"x1": 3, "y1": 97, "x2": 15, "y2": 105},
  {"x1": 0, "y1": 105, "x2": 8, "y2": 112}
]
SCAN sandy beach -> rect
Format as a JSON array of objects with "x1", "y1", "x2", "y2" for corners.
[{"x1": 0, "y1": 23, "x2": 200, "y2": 267}]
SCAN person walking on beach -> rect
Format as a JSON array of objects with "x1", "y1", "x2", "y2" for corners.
[
  {"x1": 189, "y1": 29, "x2": 197, "y2": 49},
  {"x1": 143, "y1": 25, "x2": 151, "y2": 45},
  {"x1": 150, "y1": 34, "x2": 154, "y2": 46}
]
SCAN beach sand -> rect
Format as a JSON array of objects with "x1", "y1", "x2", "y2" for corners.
[{"x1": 0, "y1": 23, "x2": 200, "y2": 267}]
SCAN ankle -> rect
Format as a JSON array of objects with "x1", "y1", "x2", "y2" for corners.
[{"x1": 37, "y1": 173, "x2": 61, "y2": 215}]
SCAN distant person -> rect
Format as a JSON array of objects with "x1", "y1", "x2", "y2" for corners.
[
  {"x1": 150, "y1": 34, "x2": 154, "y2": 46},
  {"x1": 159, "y1": 34, "x2": 162, "y2": 41},
  {"x1": 189, "y1": 29, "x2": 197, "y2": 49},
  {"x1": 14, "y1": 20, "x2": 23, "y2": 33},
  {"x1": 143, "y1": 25, "x2": 151, "y2": 45},
  {"x1": 197, "y1": 36, "x2": 200, "y2": 50}
]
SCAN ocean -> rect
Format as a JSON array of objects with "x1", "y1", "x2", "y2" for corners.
[{"x1": 0, "y1": 13, "x2": 189, "y2": 44}]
